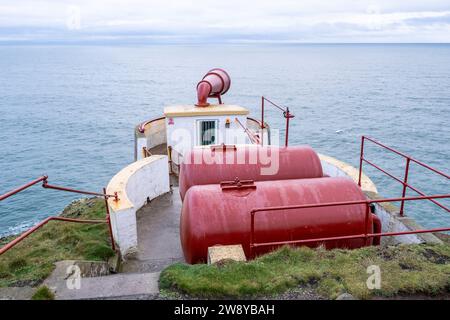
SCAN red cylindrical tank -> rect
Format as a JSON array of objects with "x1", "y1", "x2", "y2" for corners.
[
  {"x1": 179, "y1": 145, "x2": 323, "y2": 200},
  {"x1": 196, "y1": 68, "x2": 231, "y2": 107},
  {"x1": 181, "y1": 177, "x2": 379, "y2": 264}
]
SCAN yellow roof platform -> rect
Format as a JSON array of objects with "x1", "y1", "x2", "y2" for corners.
[{"x1": 164, "y1": 104, "x2": 249, "y2": 117}]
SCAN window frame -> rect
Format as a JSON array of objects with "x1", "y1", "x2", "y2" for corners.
[{"x1": 196, "y1": 119, "x2": 219, "y2": 146}]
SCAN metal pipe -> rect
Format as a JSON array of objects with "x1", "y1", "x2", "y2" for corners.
[
  {"x1": 249, "y1": 193, "x2": 450, "y2": 254},
  {"x1": 0, "y1": 176, "x2": 48, "y2": 202},
  {"x1": 400, "y1": 158, "x2": 411, "y2": 216},
  {"x1": 363, "y1": 136, "x2": 450, "y2": 179},
  {"x1": 103, "y1": 187, "x2": 116, "y2": 252},
  {"x1": 43, "y1": 181, "x2": 118, "y2": 201},
  {"x1": 261, "y1": 96, "x2": 265, "y2": 146},
  {"x1": 250, "y1": 193, "x2": 449, "y2": 214},
  {"x1": 358, "y1": 136, "x2": 364, "y2": 187},
  {"x1": 251, "y1": 226, "x2": 450, "y2": 249},
  {"x1": 261, "y1": 97, "x2": 294, "y2": 147},
  {"x1": 362, "y1": 158, "x2": 449, "y2": 212}
]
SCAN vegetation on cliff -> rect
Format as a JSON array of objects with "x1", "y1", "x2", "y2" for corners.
[
  {"x1": 160, "y1": 242, "x2": 450, "y2": 299},
  {"x1": 0, "y1": 198, "x2": 114, "y2": 287}
]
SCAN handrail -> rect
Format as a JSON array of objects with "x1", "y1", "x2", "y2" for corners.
[
  {"x1": 42, "y1": 180, "x2": 119, "y2": 201},
  {"x1": 138, "y1": 116, "x2": 165, "y2": 133},
  {"x1": 0, "y1": 176, "x2": 119, "y2": 202},
  {"x1": 261, "y1": 96, "x2": 294, "y2": 147},
  {"x1": 358, "y1": 136, "x2": 449, "y2": 216},
  {"x1": 249, "y1": 193, "x2": 450, "y2": 258},
  {"x1": 0, "y1": 176, "x2": 48, "y2": 201},
  {"x1": 235, "y1": 118, "x2": 260, "y2": 144},
  {"x1": 0, "y1": 176, "x2": 118, "y2": 255}
]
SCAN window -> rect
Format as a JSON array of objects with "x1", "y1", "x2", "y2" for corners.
[{"x1": 198, "y1": 120, "x2": 218, "y2": 145}]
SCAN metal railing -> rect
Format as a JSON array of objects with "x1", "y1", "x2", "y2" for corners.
[
  {"x1": 249, "y1": 137, "x2": 450, "y2": 258},
  {"x1": 249, "y1": 194, "x2": 450, "y2": 258},
  {"x1": 261, "y1": 97, "x2": 294, "y2": 147},
  {"x1": 0, "y1": 176, "x2": 118, "y2": 256},
  {"x1": 138, "y1": 116, "x2": 165, "y2": 134},
  {"x1": 235, "y1": 118, "x2": 261, "y2": 144},
  {"x1": 358, "y1": 136, "x2": 449, "y2": 216}
]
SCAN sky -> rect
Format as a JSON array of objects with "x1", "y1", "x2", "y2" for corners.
[{"x1": 1, "y1": 0, "x2": 450, "y2": 43}]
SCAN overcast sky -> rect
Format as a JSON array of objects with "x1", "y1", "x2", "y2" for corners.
[{"x1": 1, "y1": 0, "x2": 450, "y2": 43}]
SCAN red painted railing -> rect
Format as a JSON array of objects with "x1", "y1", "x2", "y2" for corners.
[
  {"x1": 0, "y1": 176, "x2": 117, "y2": 256},
  {"x1": 249, "y1": 137, "x2": 450, "y2": 258},
  {"x1": 249, "y1": 194, "x2": 450, "y2": 258},
  {"x1": 138, "y1": 116, "x2": 165, "y2": 133},
  {"x1": 358, "y1": 136, "x2": 449, "y2": 216},
  {"x1": 261, "y1": 97, "x2": 294, "y2": 147}
]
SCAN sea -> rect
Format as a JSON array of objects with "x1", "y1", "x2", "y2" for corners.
[{"x1": 0, "y1": 44, "x2": 449, "y2": 237}]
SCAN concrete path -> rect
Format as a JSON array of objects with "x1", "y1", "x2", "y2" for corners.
[{"x1": 121, "y1": 188, "x2": 184, "y2": 273}]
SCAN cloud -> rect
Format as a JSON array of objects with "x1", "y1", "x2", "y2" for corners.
[{"x1": 0, "y1": 0, "x2": 449, "y2": 43}]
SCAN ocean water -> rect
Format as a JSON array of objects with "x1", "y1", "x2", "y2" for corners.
[{"x1": 0, "y1": 44, "x2": 449, "y2": 237}]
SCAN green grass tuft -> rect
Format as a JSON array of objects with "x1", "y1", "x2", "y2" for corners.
[
  {"x1": 31, "y1": 286, "x2": 55, "y2": 300},
  {"x1": 160, "y1": 243, "x2": 450, "y2": 299}
]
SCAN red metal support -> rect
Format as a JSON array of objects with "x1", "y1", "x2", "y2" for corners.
[
  {"x1": 284, "y1": 108, "x2": 294, "y2": 147},
  {"x1": 358, "y1": 136, "x2": 449, "y2": 215},
  {"x1": 261, "y1": 96, "x2": 265, "y2": 129},
  {"x1": 249, "y1": 193, "x2": 450, "y2": 255},
  {"x1": 42, "y1": 179, "x2": 118, "y2": 201},
  {"x1": 0, "y1": 176, "x2": 48, "y2": 202},
  {"x1": 0, "y1": 176, "x2": 120, "y2": 255},
  {"x1": 363, "y1": 136, "x2": 450, "y2": 179},
  {"x1": 103, "y1": 187, "x2": 116, "y2": 252},
  {"x1": 358, "y1": 136, "x2": 364, "y2": 187},
  {"x1": 261, "y1": 97, "x2": 265, "y2": 146},
  {"x1": 261, "y1": 97, "x2": 294, "y2": 147},
  {"x1": 400, "y1": 158, "x2": 411, "y2": 216}
]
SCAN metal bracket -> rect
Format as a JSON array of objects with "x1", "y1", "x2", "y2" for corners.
[
  {"x1": 210, "y1": 143, "x2": 237, "y2": 152},
  {"x1": 220, "y1": 178, "x2": 256, "y2": 191}
]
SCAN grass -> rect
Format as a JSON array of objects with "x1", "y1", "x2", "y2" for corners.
[
  {"x1": 160, "y1": 243, "x2": 450, "y2": 299},
  {"x1": 0, "y1": 198, "x2": 114, "y2": 288},
  {"x1": 31, "y1": 286, "x2": 55, "y2": 300}
]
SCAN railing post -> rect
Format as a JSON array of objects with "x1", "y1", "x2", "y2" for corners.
[
  {"x1": 358, "y1": 136, "x2": 365, "y2": 187},
  {"x1": 167, "y1": 145, "x2": 174, "y2": 174},
  {"x1": 261, "y1": 96, "x2": 265, "y2": 130},
  {"x1": 364, "y1": 201, "x2": 370, "y2": 246},
  {"x1": 284, "y1": 108, "x2": 290, "y2": 147},
  {"x1": 399, "y1": 158, "x2": 411, "y2": 216},
  {"x1": 103, "y1": 187, "x2": 116, "y2": 252},
  {"x1": 261, "y1": 97, "x2": 265, "y2": 146},
  {"x1": 250, "y1": 210, "x2": 255, "y2": 259}
]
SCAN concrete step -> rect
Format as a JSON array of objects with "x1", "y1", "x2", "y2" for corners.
[
  {"x1": 46, "y1": 272, "x2": 160, "y2": 300},
  {"x1": 44, "y1": 261, "x2": 160, "y2": 300}
]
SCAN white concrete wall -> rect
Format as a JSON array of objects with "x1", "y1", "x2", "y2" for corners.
[
  {"x1": 106, "y1": 155, "x2": 170, "y2": 258},
  {"x1": 166, "y1": 115, "x2": 249, "y2": 156}
]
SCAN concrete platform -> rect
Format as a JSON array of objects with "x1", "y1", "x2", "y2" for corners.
[{"x1": 121, "y1": 187, "x2": 184, "y2": 273}]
